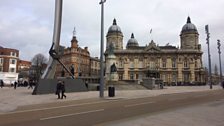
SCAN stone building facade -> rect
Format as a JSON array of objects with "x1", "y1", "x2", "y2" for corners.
[
  {"x1": 105, "y1": 17, "x2": 205, "y2": 85},
  {"x1": 55, "y1": 35, "x2": 90, "y2": 78},
  {"x1": 90, "y1": 57, "x2": 101, "y2": 77},
  {"x1": 0, "y1": 46, "x2": 19, "y2": 84}
]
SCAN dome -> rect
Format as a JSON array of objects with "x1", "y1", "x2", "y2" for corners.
[
  {"x1": 181, "y1": 17, "x2": 198, "y2": 34},
  {"x1": 126, "y1": 33, "x2": 139, "y2": 48},
  {"x1": 108, "y1": 19, "x2": 122, "y2": 33}
]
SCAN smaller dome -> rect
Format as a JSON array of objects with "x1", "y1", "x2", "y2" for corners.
[
  {"x1": 181, "y1": 17, "x2": 198, "y2": 34},
  {"x1": 108, "y1": 19, "x2": 122, "y2": 33},
  {"x1": 126, "y1": 33, "x2": 139, "y2": 48}
]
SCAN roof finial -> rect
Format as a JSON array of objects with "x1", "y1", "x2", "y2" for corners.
[
  {"x1": 113, "y1": 18, "x2": 117, "y2": 25},
  {"x1": 73, "y1": 27, "x2": 76, "y2": 37},
  {"x1": 131, "y1": 33, "x2": 134, "y2": 38},
  {"x1": 187, "y1": 16, "x2": 191, "y2": 23}
]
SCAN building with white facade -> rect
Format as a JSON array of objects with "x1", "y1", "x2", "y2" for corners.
[{"x1": 0, "y1": 46, "x2": 19, "y2": 84}]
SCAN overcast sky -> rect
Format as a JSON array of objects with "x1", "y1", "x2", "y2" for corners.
[{"x1": 0, "y1": 0, "x2": 224, "y2": 72}]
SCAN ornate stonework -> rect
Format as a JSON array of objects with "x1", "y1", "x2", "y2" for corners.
[{"x1": 105, "y1": 17, "x2": 205, "y2": 85}]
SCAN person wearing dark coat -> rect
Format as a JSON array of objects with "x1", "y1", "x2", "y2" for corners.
[
  {"x1": 14, "y1": 81, "x2": 17, "y2": 89},
  {"x1": 61, "y1": 81, "x2": 66, "y2": 99},
  {"x1": 56, "y1": 81, "x2": 62, "y2": 99},
  {"x1": 0, "y1": 80, "x2": 4, "y2": 88},
  {"x1": 28, "y1": 80, "x2": 33, "y2": 89},
  {"x1": 222, "y1": 81, "x2": 224, "y2": 89}
]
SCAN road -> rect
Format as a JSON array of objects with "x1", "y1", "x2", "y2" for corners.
[{"x1": 0, "y1": 90, "x2": 223, "y2": 126}]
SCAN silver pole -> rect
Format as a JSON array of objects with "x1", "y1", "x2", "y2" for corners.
[
  {"x1": 205, "y1": 25, "x2": 212, "y2": 89},
  {"x1": 42, "y1": 0, "x2": 63, "y2": 79},
  {"x1": 217, "y1": 40, "x2": 222, "y2": 85},
  {"x1": 99, "y1": 0, "x2": 106, "y2": 98}
]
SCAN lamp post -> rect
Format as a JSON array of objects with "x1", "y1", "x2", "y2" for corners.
[
  {"x1": 99, "y1": 0, "x2": 106, "y2": 98},
  {"x1": 205, "y1": 25, "x2": 212, "y2": 89},
  {"x1": 217, "y1": 39, "x2": 222, "y2": 85}
]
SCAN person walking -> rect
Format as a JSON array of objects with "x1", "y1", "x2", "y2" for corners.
[
  {"x1": 61, "y1": 81, "x2": 66, "y2": 99},
  {"x1": 14, "y1": 81, "x2": 17, "y2": 89},
  {"x1": 56, "y1": 80, "x2": 62, "y2": 99},
  {"x1": 28, "y1": 80, "x2": 33, "y2": 89},
  {"x1": 0, "y1": 80, "x2": 4, "y2": 88}
]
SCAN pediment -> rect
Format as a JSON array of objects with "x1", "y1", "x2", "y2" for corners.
[{"x1": 145, "y1": 40, "x2": 161, "y2": 52}]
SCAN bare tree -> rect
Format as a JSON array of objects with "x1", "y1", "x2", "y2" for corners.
[{"x1": 31, "y1": 53, "x2": 48, "y2": 81}]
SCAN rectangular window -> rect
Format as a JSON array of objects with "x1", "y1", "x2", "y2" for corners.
[
  {"x1": 139, "y1": 61, "x2": 143, "y2": 68},
  {"x1": 184, "y1": 73, "x2": 189, "y2": 82},
  {"x1": 130, "y1": 73, "x2": 134, "y2": 80},
  {"x1": 139, "y1": 74, "x2": 143, "y2": 80},
  {"x1": 10, "y1": 68, "x2": 15, "y2": 72},
  {"x1": 162, "y1": 74, "x2": 166, "y2": 82},
  {"x1": 150, "y1": 62, "x2": 155, "y2": 69},
  {"x1": 10, "y1": 59, "x2": 16, "y2": 64},
  {"x1": 172, "y1": 59, "x2": 176, "y2": 68},
  {"x1": 119, "y1": 61, "x2": 123, "y2": 68},
  {"x1": 0, "y1": 67, "x2": 3, "y2": 72},
  {"x1": 130, "y1": 62, "x2": 134, "y2": 68},
  {"x1": 162, "y1": 61, "x2": 166, "y2": 68},
  {"x1": 10, "y1": 52, "x2": 16, "y2": 56},
  {"x1": 172, "y1": 74, "x2": 177, "y2": 82},
  {"x1": 0, "y1": 58, "x2": 3, "y2": 64},
  {"x1": 184, "y1": 61, "x2": 188, "y2": 68}
]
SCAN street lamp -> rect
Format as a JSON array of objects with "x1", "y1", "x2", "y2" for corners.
[
  {"x1": 99, "y1": 0, "x2": 106, "y2": 98},
  {"x1": 217, "y1": 39, "x2": 222, "y2": 86},
  {"x1": 205, "y1": 25, "x2": 212, "y2": 89}
]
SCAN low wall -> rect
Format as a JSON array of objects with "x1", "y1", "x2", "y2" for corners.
[{"x1": 32, "y1": 78, "x2": 88, "y2": 95}]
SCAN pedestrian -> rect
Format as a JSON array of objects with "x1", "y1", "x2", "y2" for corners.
[
  {"x1": 14, "y1": 81, "x2": 17, "y2": 89},
  {"x1": 61, "y1": 81, "x2": 66, "y2": 99},
  {"x1": 85, "y1": 81, "x2": 88, "y2": 90},
  {"x1": 28, "y1": 80, "x2": 33, "y2": 89},
  {"x1": 0, "y1": 80, "x2": 4, "y2": 88},
  {"x1": 24, "y1": 81, "x2": 28, "y2": 87},
  {"x1": 222, "y1": 81, "x2": 224, "y2": 89},
  {"x1": 56, "y1": 80, "x2": 62, "y2": 99}
]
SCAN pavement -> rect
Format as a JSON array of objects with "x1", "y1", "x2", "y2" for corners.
[{"x1": 0, "y1": 85, "x2": 223, "y2": 125}]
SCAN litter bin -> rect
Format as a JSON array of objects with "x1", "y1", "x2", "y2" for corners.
[{"x1": 108, "y1": 86, "x2": 115, "y2": 97}]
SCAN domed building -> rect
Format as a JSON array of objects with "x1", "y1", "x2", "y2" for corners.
[
  {"x1": 180, "y1": 16, "x2": 199, "y2": 49},
  {"x1": 126, "y1": 33, "x2": 139, "y2": 49},
  {"x1": 105, "y1": 17, "x2": 205, "y2": 85},
  {"x1": 106, "y1": 19, "x2": 123, "y2": 50}
]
